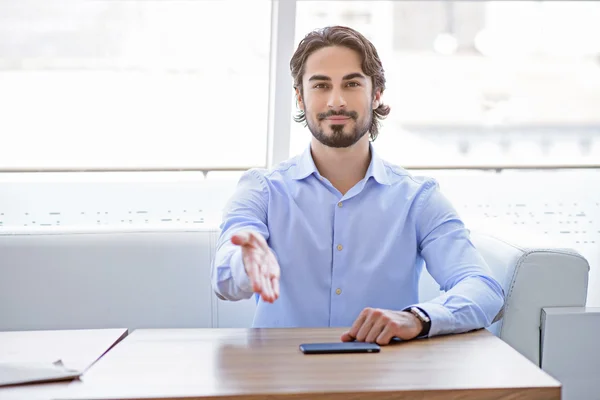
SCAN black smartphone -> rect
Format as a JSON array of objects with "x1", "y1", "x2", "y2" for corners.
[{"x1": 299, "y1": 342, "x2": 381, "y2": 354}]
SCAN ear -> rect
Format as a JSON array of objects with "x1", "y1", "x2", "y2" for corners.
[
  {"x1": 295, "y1": 87, "x2": 305, "y2": 111},
  {"x1": 372, "y1": 88, "x2": 382, "y2": 109}
]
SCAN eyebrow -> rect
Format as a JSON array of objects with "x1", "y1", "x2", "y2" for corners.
[{"x1": 308, "y1": 72, "x2": 367, "y2": 82}]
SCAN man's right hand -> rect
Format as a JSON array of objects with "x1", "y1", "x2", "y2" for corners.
[{"x1": 231, "y1": 231, "x2": 280, "y2": 303}]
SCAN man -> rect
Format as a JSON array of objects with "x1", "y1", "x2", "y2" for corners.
[{"x1": 212, "y1": 26, "x2": 504, "y2": 345}]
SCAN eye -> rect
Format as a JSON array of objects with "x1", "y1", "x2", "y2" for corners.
[
  {"x1": 313, "y1": 83, "x2": 329, "y2": 89},
  {"x1": 346, "y1": 81, "x2": 360, "y2": 87}
]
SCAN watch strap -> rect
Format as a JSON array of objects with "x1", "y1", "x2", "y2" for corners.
[{"x1": 404, "y1": 306, "x2": 431, "y2": 338}]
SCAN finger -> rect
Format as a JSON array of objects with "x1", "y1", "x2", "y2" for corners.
[
  {"x1": 365, "y1": 321, "x2": 385, "y2": 343},
  {"x1": 242, "y1": 253, "x2": 262, "y2": 292},
  {"x1": 355, "y1": 313, "x2": 376, "y2": 342},
  {"x1": 255, "y1": 261, "x2": 274, "y2": 302},
  {"x1": 267, "y1": 252, "x2": 281, "y2": 279},
  {"x1": 348, "y1": 308, "x2": 369, "y2": 340},
  {"x1": 249, "y1": 264, "x2": 264, "y2": 293},
  {"x1": 261, "y1": 253, "x2": 279, "y2": 302},
  {"x1": 340, "y1": 332, "x2": 355, "y2": 342},
  {"x1": 267, "y1": 253, "x2": 280, "y2": 298},
  {"x1": 260, "y1": 270, "x2": 274, "y2": 302},
  {"x1": 376, "y1": 325, "x2": 395, "y2": 346},
  {"x1": 270, "y1": 276, "x2": 280, "y2": 299},
  {"x1": 233, "y1": 231, "x2": 267, "y2": 252}
]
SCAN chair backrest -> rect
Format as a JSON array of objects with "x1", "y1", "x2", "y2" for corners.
[
  {"x1": 0, "y1": 229, "x2": 216, "y2": 331},
  {"x1": 418, "y1": 231, "x2": 590, "y2": 366}
]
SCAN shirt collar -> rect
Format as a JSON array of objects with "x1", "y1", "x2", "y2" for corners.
[
  {"x1": 290, "y1": 142, "x2": 390, "y2": 186},
  {"x1": 365, "y1": 143, "x2": 391, "y2": 185},
  {"x1": 289, "y1": 143, "x2": 318, "y2": 181}
]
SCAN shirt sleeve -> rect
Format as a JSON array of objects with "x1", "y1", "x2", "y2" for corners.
[
  {"x1": 211, "y1": 169, "x2": 271, "y2": 301},
  {"x1": 411, "y1": 179, "x2": 505, "y2": 337}
]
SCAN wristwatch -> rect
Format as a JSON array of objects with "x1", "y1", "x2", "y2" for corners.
[{"x1": 404, "y1": 306, "x2": 431, "y2": 338}]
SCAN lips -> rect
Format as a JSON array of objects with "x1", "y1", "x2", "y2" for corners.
[
  {"x1": 317, "y1": 111, "x2": 358, "y2": 121},
  {"x1": 326, "y1": 116, "x2": 350, "y2": 121}
]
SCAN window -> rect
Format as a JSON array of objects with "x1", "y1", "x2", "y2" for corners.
[
  {"x1": 0, "y1": 0, "x2": 272, "y2": 169},
  {"x1": 2, "y1": 1, "x2": 599, "y2": 171},
  {"x1": 291, "y1": 1, "x2": 600, "y2": 167}
]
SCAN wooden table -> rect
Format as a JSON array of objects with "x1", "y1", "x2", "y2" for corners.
[
  {"x1": 59, "y1": 328, "x2": 561, "y2": 400},
  {"x1": 0, "y1": 328, "x2": 128, "y2": 400}
]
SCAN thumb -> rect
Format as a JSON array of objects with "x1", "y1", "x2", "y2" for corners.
[{"x1": 231, "y1": 232, "x2": 251, "y2": 246}]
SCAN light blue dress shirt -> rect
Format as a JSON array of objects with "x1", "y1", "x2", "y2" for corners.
[{"x1": 212, "y1": 144, "x2": 504, "y2": 337}]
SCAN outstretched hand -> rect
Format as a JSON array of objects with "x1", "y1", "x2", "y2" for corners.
[{"x1": 231, "y1": 231, "x2": 280, "y2": 303}]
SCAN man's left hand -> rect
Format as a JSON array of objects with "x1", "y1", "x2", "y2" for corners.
[{"x1": 341, "y1": 307, "x2": 423, "y2": 345}]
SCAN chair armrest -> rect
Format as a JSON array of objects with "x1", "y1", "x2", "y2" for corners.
[{"x1": 541, "y1": 307, "x2": 600, "y2": 400}]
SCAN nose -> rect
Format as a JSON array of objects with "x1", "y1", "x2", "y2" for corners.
[{"x1": 327, "y1": 88, "x2": 347, "y2": 110}]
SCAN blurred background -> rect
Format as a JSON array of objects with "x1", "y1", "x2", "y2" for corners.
[
  {"x1": 1, "y1": 1, "x2": 600, "y2": 169},
  {"x1": 0, "y1": 1, "x2": 598, "y2": 304}
]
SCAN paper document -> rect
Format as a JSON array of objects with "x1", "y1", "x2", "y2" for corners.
[{"x1": 0, "y1": 360, "x2": 81, "y2": 387}]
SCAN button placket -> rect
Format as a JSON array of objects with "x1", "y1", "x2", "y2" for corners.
[{"x1": 331, "y1": 197, "x2": 347, "y2": 325}]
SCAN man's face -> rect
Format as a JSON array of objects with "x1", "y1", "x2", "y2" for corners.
[{"x1": 297, "y1": 46, "x2": 381, "y2": 148}]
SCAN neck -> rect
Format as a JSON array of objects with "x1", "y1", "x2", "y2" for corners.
[{"x1": 310, "y1": 136, "x2": 371, "y2": 195}]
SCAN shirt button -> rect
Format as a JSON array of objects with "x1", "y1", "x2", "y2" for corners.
[
  {"x1": 337, "y1": 244, "x2": 343, "y2": 251},
  {"x1": 337, "y1": 202, "x2": 343, "y2": 208},
  {"x1": 335, "y1": 288, "x2": 342, "y2": 295}
]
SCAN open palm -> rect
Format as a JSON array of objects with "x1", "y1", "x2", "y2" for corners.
[{"x1": 231, "y1": 231, "x2": 280, "y2": 303}]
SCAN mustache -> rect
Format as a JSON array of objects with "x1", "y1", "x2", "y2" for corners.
[{"x1": 317, "y1": 110, "x2": 358, "y2": 121}]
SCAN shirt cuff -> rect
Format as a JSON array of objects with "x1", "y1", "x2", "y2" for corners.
[
  {"x1": 411, "y1": 303, "x2": 455, "y2": 338},
  {"x1": 230, "y1": 248, "x2": 253, "y2": 294}
]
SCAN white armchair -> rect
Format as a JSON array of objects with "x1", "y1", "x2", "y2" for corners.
[
  {"x1": 466, "y1": 232, "x2": 597, "y2": 400},
  {"x1": 418, "y1": 230, "x2": 597, "y2": 400},
  {"x1": 418, "y1": 231, "x2": 590, "y2": 366}
]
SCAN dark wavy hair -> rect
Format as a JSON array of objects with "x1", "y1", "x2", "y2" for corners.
[{"x1": 290, "y1": 26, "x2": 391, "y2": 141}]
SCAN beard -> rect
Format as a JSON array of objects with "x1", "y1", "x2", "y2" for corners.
[{"x1": 307, "y1": 109, "x2": 372, "y2": 148}]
